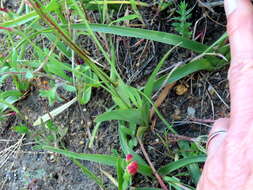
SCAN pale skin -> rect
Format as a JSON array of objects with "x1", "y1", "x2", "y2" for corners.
[{"x1": 197, "y1": 0, "x2": 253, "y2": 189}]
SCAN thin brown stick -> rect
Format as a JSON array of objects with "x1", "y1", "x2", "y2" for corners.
[
  {"x1": 137, "y1": 137, "x2": 168, "y2": 190},
  {"x1": 150, "y1": 82, "x2": 175, "y2": 120},
  {"x1": 190, "y1": 118, "x2": 215, "y2": 123},
  {"x1": 166, "y1": 134, "x2": 196, "y2": 142}
]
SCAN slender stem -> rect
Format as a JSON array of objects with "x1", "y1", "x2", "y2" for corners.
[{"x1": 138, "y1": 137, "x2": 168, "y2": 190}]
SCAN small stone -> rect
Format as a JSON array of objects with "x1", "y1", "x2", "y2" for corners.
[
  {"x1": 208, "y1": 85, "x2": 215, "y2": 95},
  {"x1": 49, "y1": 154, "x2": 56, "y2": 162},
  {"x1": 79, "y1": 141, "x2": 84, "y2": 145},
  {"x1": 87, "y1": 121, "x2": 92, "y2": 127},
  {"x1": 175, "y1": 84, "x2": 188, "y2": 95},
  {"x1": 187, "y1": 107, "x2": 196, "y2": 118}
]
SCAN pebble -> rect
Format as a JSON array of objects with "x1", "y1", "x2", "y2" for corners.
[
  {"x1": 208, "y1": 85, "x2": 215, "y2": 95},
  {"x1": 79, "y1": 140, "x2": 84, "y2": 145},
  {"x1": 175, "y1": 84, "x2": 188, "y2": 95},
  {"x1": 187, "y1": 107, "x2": 196, "y2": 118}
]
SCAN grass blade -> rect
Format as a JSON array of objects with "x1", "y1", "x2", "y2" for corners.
[
  {"x1": 177, "y1": 141, "x2": 201, "y2": 185},
  {"x1": 0, "y1": 0, "x2": 59, "y2": 28},
  {"x1": 154, "y1": 57, "x2": 228, "y2": 90},
  {"x1": 95, "y1": 109, "x2": 142, "y2": 124},
  {"x1": 70, "y1": 24, "x2": 208, "y2": 53},
  {"x1": 41, "y1": 145, "x2": 118, "y2": 166},
  {"x1": 158, "y1": 156, "x2": 206, "y2": 176}
]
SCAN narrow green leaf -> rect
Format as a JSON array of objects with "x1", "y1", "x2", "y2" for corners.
[
  {"x1": 44, "y1": 56, "x2": 73, "y2": 82},
  {"x1": 144, "y1": 47, "x2": 176, "y2": 99},
  {"x1": 178, "y1": 141, "x2": 201, "y2": 185},
  {"x1": 0, "y1": 99, "x2": 20, "y2": 113},
  {"x1": 0, "y1": 90, "x2": 22, "y2": 98},
  {"x1": 0, "y1": 12, "x2": 38, "y2": 28},
  {"x1": 78, "y1": 87, "x2": 91, "y2": 105},
  {"x1": 63, "y1": 84, "x2": 76, "y2": 92},
  {"x1": 95, "y1": 109, "x2": 142, "y2": 124},
  {"x1": 88, "y1": 122, "x2": 101, "y2": 148},
  {"x1": 70, "y1": 24, "x2": 208, "y2": 53},
  {"x1": 110, "y1": 14, "x2": 140, "y2": 25},
  {"x1": 154, "y1": 58, "x2": 228, "y2": 90},
  {"x1": 0, "y1": 0, "x2": 60, "y2": 28},
  {"x1": 41, "y1": 145, "x2": 118, "y2": 166},
  {"x1": 163, "y1": 176, "x2": 194, "y2": 190},
  {"x1": 117, "y1": 159, "x2": 124, "y2": 190},
  {"x1": 158, "y1": 156, "x2": 206, "y2": 176}
]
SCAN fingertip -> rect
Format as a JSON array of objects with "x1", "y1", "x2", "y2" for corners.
[{"x1": 225, "y1": 0, "x2": 253, "y2": 60}]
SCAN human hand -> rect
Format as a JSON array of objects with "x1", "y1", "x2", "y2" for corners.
[{"x1": 197, "y1": 0, "x2": 253, "y2": 189}]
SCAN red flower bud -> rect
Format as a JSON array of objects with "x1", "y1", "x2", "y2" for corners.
[
  {"x1": 127, "y1": 161, "x2": 138, "y2": 175},
  {"x1": 126, "y1": 154, "x2": 133, "y2": 162},
  {"x1": 0, "y1": 8, "x2": 8, "y2": 13}
]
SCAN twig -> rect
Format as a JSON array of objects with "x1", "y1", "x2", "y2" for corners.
[
  {"x1": 137, "y1": 137, "x2": 168, "y2": 190},
  {"x1": 191, "y1": 52, "x2": 228, "y2": 62},
  {"x1": 197, "y1": 0, "x2": 215, "y2": 12},
  {"x1": 166, "y1": 134, "x2": 196, "y2": 142},
  {"x1": 198, "y1": 0, "x2": 224, "y2": 8},
  {"x1": 202, "y1": 74, "x2": 230, "y2": 109},
  {"x1": 171, "y1": 121, "x2": 212, "y2": 128},
  {"x1": 150, "y1": 82, "x2": 175, "y2": 120},
  {"x1": 190, "y1": 118, "x2": 215, "y2": 123}
]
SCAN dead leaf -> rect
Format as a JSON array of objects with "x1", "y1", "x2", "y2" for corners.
[{"x1": 150, "y1": 82, "x2": 175, "y2": 120}]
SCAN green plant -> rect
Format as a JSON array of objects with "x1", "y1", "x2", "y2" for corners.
[{"x1": 172, "y1": 1, "x2": 192, "y2": 39}]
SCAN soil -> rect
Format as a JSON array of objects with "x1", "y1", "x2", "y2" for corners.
[{"x1": 0, "y1": 1, "x2": 230, "y2": 190}]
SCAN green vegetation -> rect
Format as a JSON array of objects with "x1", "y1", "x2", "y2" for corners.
[
  {"x1": 172, "y1": 1, "x2": 192, "y2": 39},
  {"x1": 0, "y1": 0, "x2": 229, "y2": 189}
]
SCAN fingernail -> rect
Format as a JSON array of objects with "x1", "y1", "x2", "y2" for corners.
[{"x1": 224, "y1": 0, "x2": 238, "y2": 16}]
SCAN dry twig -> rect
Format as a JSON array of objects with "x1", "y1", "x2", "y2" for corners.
[{"x1": 138, "y1": 137, "x2": 168, "y2": 190}]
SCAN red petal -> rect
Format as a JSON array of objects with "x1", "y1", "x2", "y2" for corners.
[{"x1": 127, "y1": 161, "x2": 138, "y2": 175}]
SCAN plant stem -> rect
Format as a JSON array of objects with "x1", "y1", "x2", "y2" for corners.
[{"x1": 137, "y1": 137, "x2": 168, "y2": 190}]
